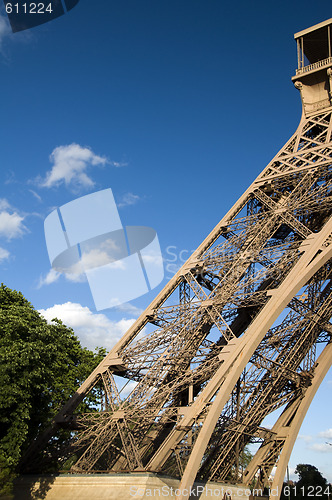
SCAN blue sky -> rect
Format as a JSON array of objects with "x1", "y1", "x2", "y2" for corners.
[{"x1": 0, "y1": 0, "x2": 331, "y2": 482}]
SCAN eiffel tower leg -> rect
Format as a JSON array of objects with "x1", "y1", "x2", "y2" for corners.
[
  {"x1": 171, "y1": 218, "x2": 332, "y2": 500},
  {"x1": 242, "y1": 398, "x2": 304, "y2": 491},
  {"x1": 268, "y1": 341, "x2": 332, "y2": 500},
  {"x1": 242, "y1": 339, "x2": 332, "y2": 498},
  {"x1": 239, "y1": 339, "x2": 332, "y2": 497}
]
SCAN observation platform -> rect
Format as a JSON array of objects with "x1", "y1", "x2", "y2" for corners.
[{"x1": 292, "y1": 18, "x2": 332, "y2": 115}]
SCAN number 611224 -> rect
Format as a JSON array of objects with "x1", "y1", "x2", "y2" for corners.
[{"x1": 5, "y1": 3, "x2": 54, "y2": 14}]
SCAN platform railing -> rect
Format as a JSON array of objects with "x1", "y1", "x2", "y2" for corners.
[{"x1": 296, "y1": 56, "x2": 332, "y2": 75}]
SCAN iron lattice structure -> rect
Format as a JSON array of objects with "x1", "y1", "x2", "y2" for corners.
[{"x1": 24, "y1": 19, "x2": 332, "y2": 500}]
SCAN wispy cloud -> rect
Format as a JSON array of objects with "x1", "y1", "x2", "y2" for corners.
[
  {"x1": 318, "y1": 429, "x2": 332, "y2": 439},
  {"x1": 79, "y1": 238, "x2": 122, "y2": 271},
  {"x1": 297, "y1": 434, "x2": 313, "y2": 443},
  {"x1": 4, "y1": 170, "x2": 16, "y2": 185},
  {"x1": 114, "y1": 302, "x2": 144, "y2": 317},
  {"x1": 37, "y1": 143, "x2": 108, "y2": 191},
  {"x1": 37, "y1": 269, "x2": 60, "y2": 288},
  {"x1": 110, "y1": 161, "x2": 128, "y2": 168},
  {"x1": 0, "y1": 198, "x2": 27, "y2": 239},
  {"x1": 0, "y1": 199, "x2": 11, "y2": 210},
  {"x1": 64, "y1": 272, "x2": 86, "y2": 283},
  {"x1": 38, "y1": 234, "x2": 126, "y2": 287},
  {"x1": 37, "y1": 268, "x2": 87, "y2": 288},
  {"x1": 0, "y1": 247, "x2": 10, "y2": 262},
  {"x1": 0, "y1": 14, "x2": 11, "y2": 53},
  {"x1": 39, "y1": 301, "x2": 135, "y2": 351},
  {"x1": 29, "y1": 189, "x2": 42, "y2": 202},
  {"x1": 117, "y1": 192, "x2": 141, "y2": 208},
  {"x1": 309, "y1": 443, "x2": 332, "y2": 453},
  {"x1": 297, "y1": 430, "x2": 332, "y2": 454}
]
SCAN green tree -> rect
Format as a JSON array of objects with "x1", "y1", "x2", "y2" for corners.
[
  {"x1": 239, "y1": 447, "x2": 253, "y2": 471},
  {"x1": 0, "y1": 284, "x2": 105, "y2": 496},
  {"x1": 281, "y1": 464, "x2": 330, "y2": 500}
]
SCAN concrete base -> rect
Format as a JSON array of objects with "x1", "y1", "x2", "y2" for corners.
[{"x1": 10, "y1": 473, "x2": 252, "y2": 500}]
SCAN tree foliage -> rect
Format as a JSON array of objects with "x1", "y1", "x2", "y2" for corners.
[
  {"x1": 0, "y1": 284, "x2": 105, "y2": 496},
  {"x1": 295, "y1": 464, "x2": 330, "y2": 497},
  {"x1": 281, "y1": 464, "x2": 330, "y2": 500}
]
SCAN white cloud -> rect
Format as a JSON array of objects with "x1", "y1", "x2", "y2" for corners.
[
  {"x1": 118, "y1": 192, "x2": 141, "y2": 208},
  {"x1": 0, "y1": 15, "x2": 11, "y2": 52},
  {"x1": 297, "y1": 434, "x2": 313, "y2": 443},
  {"x1": 37, "y1": 269, "x2": 60, "y2": 288},
  {"x1": 114, "y1": 302, "x2": 144, "y2": 317},
  {"x1": 142, "y1": 252, "x2": 163, "y2": 266},
  {"x1": 38, "y1": 143, "x2": 108, "y2": 190},
  {"x1": 0, "y1": 247, "x2": 10, "y2": 262},
  {"x1": 29, "y1": 189, "x2": 42, "y2": 202},
  {"x1": 64, "y1": 272, "x2": 86, "y2": 283},
  {"x1": 318, "y1": 429, "x2": 332, "y2": 439},
  {"x1": 37, "y1": 268, "x2": 86, "y2": 287},
  {"x1": 81, "y1": 246, "x2": 121, "y2": 271},
  {"x1": 0, "y1": 212, "x2": 25, "y2": 239},
  {"x1": 39, "y1": 302, "x2": 135, "y2": 351},
  {"x1": 309, "y1": 443, "x2": 332, "y2": 453},
  {"x1": 0, "y1": 199, "x2": 27, "y2": 239},
  {"x1": 66, "y1": 249, "x2": 126, "y2": 274},
  {"x1": 0, "y1": 199, "x2": 10, "y2": 210},
  {"x1": 110, "y1": 161, "x2": 128, "y2": 168}
]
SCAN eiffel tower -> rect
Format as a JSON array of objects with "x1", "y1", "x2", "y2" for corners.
[{"x1": 24, "y1": 18, "x2": 332, "y2": 500}]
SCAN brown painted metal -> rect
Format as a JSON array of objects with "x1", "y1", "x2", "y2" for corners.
[{"x1": 22, "y1": 18, "x2": 332, "y2": 500}]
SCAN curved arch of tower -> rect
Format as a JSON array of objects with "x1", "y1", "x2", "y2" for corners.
[{"x1": 24, "y1": 18, "x2": 332, "y2": 500}]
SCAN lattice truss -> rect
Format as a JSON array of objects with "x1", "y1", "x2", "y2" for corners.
[{"x1": 26, "y1": 111, "x2": 332, "y2": 492}]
